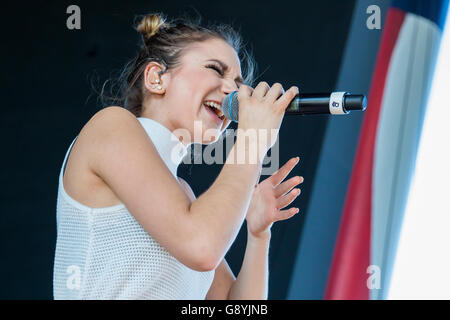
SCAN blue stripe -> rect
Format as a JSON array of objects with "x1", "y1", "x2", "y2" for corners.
[
  {"x1": 392, "y1": 0, "x2": 449, "y2": 30},
  {"x1": 229, "y1": 91, "x2": 237, "y2": 122}
]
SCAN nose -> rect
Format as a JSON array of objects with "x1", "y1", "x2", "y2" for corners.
[{"x1": 221, "y1": 78, "x2": 239, "y2": 95}]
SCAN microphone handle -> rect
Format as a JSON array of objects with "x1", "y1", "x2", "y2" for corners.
[{"x1": 287, "y1": 92, "x2": 367, "y2": 115}]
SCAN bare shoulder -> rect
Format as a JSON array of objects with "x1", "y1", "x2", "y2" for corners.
[
  {"x1": 79, "y1": 106, "x2": 149, "y2": 172},
  {"x1": 62, "y1": 106, "x2": 148, "y2": 208},
  {"x1": 83, "y1": 106, "x2": 139, "y2": 135},
  {"x1": 77, "y1": 106, "x2": 141, "y2": 151}
]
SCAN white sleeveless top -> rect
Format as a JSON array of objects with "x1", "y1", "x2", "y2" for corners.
[{"x1": 53, "y1": 117, "x2": 215, "y2": 300}]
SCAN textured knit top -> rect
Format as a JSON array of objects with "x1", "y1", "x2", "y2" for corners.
[{"x1": 53, "y1": 117, "x2": 215, "y2": 300}]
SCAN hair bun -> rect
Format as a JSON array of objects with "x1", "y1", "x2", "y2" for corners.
[{"x1": 136, "y1": 13, "x2": 166, "y2": 40}]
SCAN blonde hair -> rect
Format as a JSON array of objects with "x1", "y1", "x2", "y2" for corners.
[{"x1": 136, "y1": 14, "x2": 167, "y2": 40}]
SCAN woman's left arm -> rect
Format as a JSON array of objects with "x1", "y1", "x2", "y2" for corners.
[
  {"x1": 205, "y1": 233, "x2": 270, "y2": 300},
  {"x1": 227, "y1": 229, "x2": 271, "y2": 299}
]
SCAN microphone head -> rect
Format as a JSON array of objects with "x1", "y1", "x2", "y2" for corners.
[{"x1": 222, "y1": 91, "x2": 240, "y2": 122}]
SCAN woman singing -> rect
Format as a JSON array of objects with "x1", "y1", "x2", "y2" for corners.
[{"x1": 53, "y1": 13, "x2": 303, "y2": 299}]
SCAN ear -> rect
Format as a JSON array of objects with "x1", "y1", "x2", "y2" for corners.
[{"x1": 143, "y1": 61, "x2": 168, "y2": 95}]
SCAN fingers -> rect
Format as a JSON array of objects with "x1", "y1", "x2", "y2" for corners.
[
  {"x1": 276, "y1": 207, "x2": 300, "y2": 221},
  {"x1": 276, "y1": 187, "x2": 301, "y2": 210},
  {"x1": 269, "y1": 157, "x2": 300, "y2": 187},
  {"x1": 241, "y1": 82, "x2": 298, "y2": 110},
  {"x1": 252, "y1": 81, "x2": 270, "y2": 99},
  {"x1": 237, "y1": 84, "x2": 253, "y2": 101},
  {"x1": 274, "y1": 175, "x2": 304, "y2": 198},
  {"x1": 265, "y1": 83, "x2": 284, "y2": 102},
  {"x1": 276, "y1": 86, "x2": 299, "y2": 111}
]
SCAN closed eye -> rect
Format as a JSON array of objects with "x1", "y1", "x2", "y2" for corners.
[{"x1": 206, "y1": 64, "x2": 224, "y2": 76}]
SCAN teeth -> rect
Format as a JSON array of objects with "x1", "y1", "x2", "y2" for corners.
[
  {"x1": 204, "y1": 101, "x2": 224, "y2": 118},
  {"x1": 204, "y1": 101, "x2": 222, "y2": 110}
]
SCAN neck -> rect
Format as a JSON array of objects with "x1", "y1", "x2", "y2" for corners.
[
  {"x1": 136, "y1": 116, "x2": 189, "y2": 178},
  {"x1": 140, "y1": 108, "x2": 192, "y2": 148}
]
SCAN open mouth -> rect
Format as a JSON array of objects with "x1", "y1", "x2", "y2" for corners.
[{"x1": 203, "y1": 100, "x2": 225, "y2": 122}]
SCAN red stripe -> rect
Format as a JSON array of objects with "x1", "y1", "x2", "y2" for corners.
[{"x1": 324, "y1": 8, "x2": 406, "y2": 300}]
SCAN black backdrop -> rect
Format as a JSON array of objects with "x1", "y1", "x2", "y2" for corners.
[{"x1": 0, "y1": 0, "x2": 357, "y2": 299}]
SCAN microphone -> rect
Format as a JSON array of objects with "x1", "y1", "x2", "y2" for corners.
[{"x1": 222, "y1": 91, "x2": 367, "y2": 122}]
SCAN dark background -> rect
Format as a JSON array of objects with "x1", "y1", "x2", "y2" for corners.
[{"x1": 0, "y1": 0, "x2": 359, "y2": 299}]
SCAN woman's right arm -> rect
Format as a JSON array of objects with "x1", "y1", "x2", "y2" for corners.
[{"x1": 85, "y1": 83, "x2": 298, "y2": 272}]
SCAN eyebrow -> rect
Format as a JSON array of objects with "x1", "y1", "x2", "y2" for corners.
[{"x1": 207, "y1": 59, "x2": 244, "y2": 85}]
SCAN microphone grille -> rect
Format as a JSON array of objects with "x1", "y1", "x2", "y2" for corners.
[{"x1": 222, "y1": 92, "x2": 240, "y2": 122}]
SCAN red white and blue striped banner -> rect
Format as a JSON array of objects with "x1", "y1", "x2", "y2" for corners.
[{"x1": 325, "y1": 0, "x2": 449, "y2": 300}]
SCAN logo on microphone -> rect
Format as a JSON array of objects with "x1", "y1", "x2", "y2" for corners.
[{"x1": 331, "y1": 101, "x2": 340, "y2": 109}]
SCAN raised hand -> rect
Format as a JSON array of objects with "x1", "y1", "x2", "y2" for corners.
[{"x1": 246, "y1": 157, "x2": 304, "y2": 239}]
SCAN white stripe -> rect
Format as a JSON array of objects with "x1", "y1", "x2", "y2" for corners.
[{"x1": 371, "y1": 13, "x2": 442, "y2": 299}]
